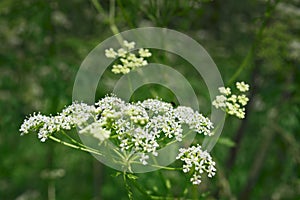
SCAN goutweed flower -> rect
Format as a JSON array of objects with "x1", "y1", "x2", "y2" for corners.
[
  {"x1": 105, "y1": 40, "x2": 152, "y2": 74},
  {"x1": 176, "y1": 144, "x2": 216, "y2": 184},
  {"x1": 19, "y1": 38, "x2": 252, "y2": 188},
  {"x1": 19, "y1": 103, "x2": 96, "y2": 142},
  {"x1": 236, "y1": 81, "x2": 249, "y2": 92},
  {"x1": 20, "y1": 95, "x2": 215, "y2": 184},
  {"x1": 212, "y1": 82, "x2": 250, "y2": 119}
]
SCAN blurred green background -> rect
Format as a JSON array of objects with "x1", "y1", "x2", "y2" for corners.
[{"x1": 1, "y1": 0, "x2": 300, "y2": 199}]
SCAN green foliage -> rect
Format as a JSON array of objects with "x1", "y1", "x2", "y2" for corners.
[{"x1": 1, "y1": 0, "x2": 300, "y2": 199}]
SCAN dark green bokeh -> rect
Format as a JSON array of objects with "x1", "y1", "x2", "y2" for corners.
[{"x1": 1, "y1": 0, "x2": 299, "y2": 199}]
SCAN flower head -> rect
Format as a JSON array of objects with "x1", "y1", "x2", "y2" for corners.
[
  {"x1": 20, "y1": 95, "x2": 214, "y2": 167},
  {"x1": 139, "y1": 48, "x2": 152, "y2": 57},
  {"x1": 236, "y1": 81, "x2": 249, "y2": 92},
  {"x1": 212, "y1": 95, "x2": 227, "y2": 109},
  {"x1": 213, "y1": 82, "x2": 250, "y2": 119},
  {"x1": 117, "y1": 48, "x2": 127, "y2": 57},
  {"x1": 176, "y1": 144, "x2": 216, "y2": 184},
  {"x1": 123, "y1": 40, "x2": 135, "y2": 50},
  {"x1": 238, "y1": 94, "x2": 249, "y2": 106},
  {"x1": 105, "y1": 48, "x2": 117, "y2": 58},
  {"x1": 104, "y1": 40, "x2": 152, "y2": 74},
  {"x1": 219, "y1": 87, "x2": 231, "y2": 95}
]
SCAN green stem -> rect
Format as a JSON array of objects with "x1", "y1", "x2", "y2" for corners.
[
  {"x1": 60, "y1": 130, "x2": 88, "y2": 148},
  {"x1": 129, "y1": 160, "x2": 182, "y2": 171},
  {"x1": 48, "y1": 136, "x2": 102, "y2": 156},
  {"x1": 90, "y1": 0, "x2": 106, "y2": 18},
  {"x1": 163, "y1": 130, "x2": 194, "y2": 147},
  {"x1": 90, "y1": 0, "x2": 123, "y2": 43},
  {"x1": 147, "y1": 163, "x2": 182, "y2": 171},
  {"x1": 108, "y1": 0, "x2": 120, "y2": 36},
  {"x1": 127, "y1": 75, "x2": 134, "y2": 101},
  {"x1": 101, "y1": 141, "x2": 127, "y2": 161},
  {"x1": 60, "y1": 130, "x2": 107, "y2": 155},
  {"x1": 123, "y1": 172, "x2": 134, "y2": 200},
  {"x1": 129, "y1": 179, "x2": 152, "y2": 199}
]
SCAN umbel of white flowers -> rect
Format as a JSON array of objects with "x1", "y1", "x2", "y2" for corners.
[
  {"x1": 20, "y1": 95, "x2": 216, "y2": 184},
  {"x1": 19, "y1": 36, "x2": 251, "y2": 185},
  {"x1": 177, "y1": 144, "x2": 216, "y2": 184},
  {"x1": 105, "y1": 40, "x2": 152, "y2": 74},
  {"x1": 212, "y1": 81, "x2": 250, "y2": 119}
]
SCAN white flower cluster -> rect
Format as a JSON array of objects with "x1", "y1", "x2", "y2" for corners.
[
  {"x1": 105, "y1": 40, "x2": 152, "y2": 74},
  {"x1": 94, "y1": 97, "x2": 213, "y2": 165},
  {"x1": 176, "y1": 144, "x2": 216, "y2": 185},
  {"x1": 236, "y1": 81, "x2": 249, "y2": 92},
  {"x1": 20, "y1": 95, "x2": 213, "y2": 167},
  {"x1": 20, "y1": 103, "x2": 96, "y2": 142},
  {"x1": 212, "y1": 81, "x2": 250, "y2": 119}
]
